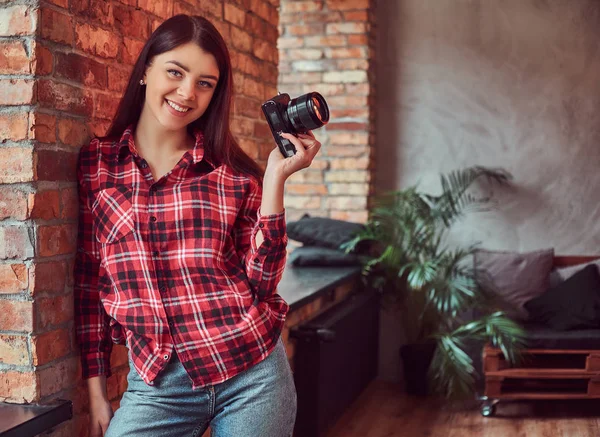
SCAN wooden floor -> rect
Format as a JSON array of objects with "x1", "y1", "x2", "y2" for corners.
[{"x1": 325, "y1": 380, "x2": 600, "y2": 437}]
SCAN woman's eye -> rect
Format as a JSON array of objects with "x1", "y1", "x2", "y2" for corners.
[
  {"x1": 198, "y1": 81, "x2": 213, "y2": 88},
  {"x1": 167, "y1": 69, "x2": 182, "y2": 77}
]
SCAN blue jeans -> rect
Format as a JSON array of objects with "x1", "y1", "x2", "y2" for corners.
[{"x1": 105, "y1": 339, "x2": 297, "y2": 437}]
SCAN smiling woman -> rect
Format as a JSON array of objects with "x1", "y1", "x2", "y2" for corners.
[{"x1": 74, "y1": 13, "x2": 322, "y2": 437}]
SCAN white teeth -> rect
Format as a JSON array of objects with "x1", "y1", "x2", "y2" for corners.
[{"x1": 166, "y1": 100, "x2": 190, "y2": 113}]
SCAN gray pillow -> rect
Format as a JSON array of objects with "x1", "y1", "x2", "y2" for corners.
[{"x1": 475, "y1": 248, "x2": 555, "y2": 320}]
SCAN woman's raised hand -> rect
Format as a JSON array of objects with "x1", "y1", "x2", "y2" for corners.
[{"x1": 265, "y1": 131, "x2": 321, "y2": 181}]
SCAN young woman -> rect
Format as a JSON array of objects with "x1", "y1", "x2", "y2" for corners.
[{"x1": 74, "y1": 14, "x2": 321, "y2": 437}]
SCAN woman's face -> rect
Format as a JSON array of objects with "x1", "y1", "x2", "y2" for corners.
[{"x1": 142, "y1": 42, "x2": 220, "y2": 132}]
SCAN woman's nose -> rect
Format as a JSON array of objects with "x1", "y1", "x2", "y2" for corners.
[{"x1": 177, "y1": 81, "x2": 195, "y2": 101}]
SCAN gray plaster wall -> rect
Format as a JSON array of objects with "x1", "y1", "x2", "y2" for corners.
[{"x1": 375, "y1": 0, "x2": 600, "y2": 382}]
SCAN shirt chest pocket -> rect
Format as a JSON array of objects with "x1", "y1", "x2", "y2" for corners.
[{"x1": 92, "y1": 187, "x2": 136, "y2": 244}]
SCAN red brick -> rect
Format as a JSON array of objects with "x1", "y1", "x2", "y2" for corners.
[
  {"x1": 250, "y1": 0, "x2": 276, "y2": 22},
  {"x1": 36, "y1": 224, "x2": 77, "y2": 257},
  {"x1": 240, "y1": 77, "x2": 264, "y2": 100},
  {"x1": 37, "y1": 80, "x2": 93, "y2": 116},
  {"x1": 254, "y1": 120, "x2": 271, "y2": 138},
  {"x1": 28, "y1": 190, "x2": 60, "y2": 220},
  {"x1": 287, "y1": 170, "x2": 323, "y2": 184},
  {"x1": 41, "y1": 8, "x2": 73, "y2": 44},
  {"x1": 230, "y1": 117, "x2": 254, "y2": 137},
  {"x1": 120, "y1": 37, "x2": 144, "y2": 65},
  {"x1": 107, "y1": 65, "x2": 132, "y2": 93},
  {"x1": 198, "y1": 0, "x2": 222, "y2": 18},
  {"x1": 58, "y1": 118, "x2": 90, "y2": 147},
  {"x1": 282, "y1": 1, "x2": 323, "y2": 13},
  {"x1": 224, "y1": 3, "x2": 246, "y2": 27},
  {"x1": 286, "y1": 184, "x2": 328, "y2": 195},
  {"x1": 278, "y1": 37, "x2": 303, "y2": 49},
  {"x1": 0, "y1": 112, "x2": 28, "y2": 141},
  {"x1": 37, "y1": 356, "x2": 78, "y2": 398},
  {"x1": 304, "y1": 35, "x2": 346, "y2": 47},
  {"x1": 0, "y1": 299, "x2": 34, "y2": 331},
  {"x1": 0, "y1": 187, "x2": 27, "y2": 221},
  {"x1": 0, "y1": 334, "x2": 29, "y2": 365},
  {"x1": 0, "y1": 264, "x2": 28, "y2": 294},
  {"x1": 330, "y1": 210, "x2": 368, "y2": 223},
  {"x1": 94, "y1": 92, "x2": 120, "y2": 121},
  {"x1": 253, "y1": 39, "x2": 277, "y2": 63},
  {"x1": 245, "y1": 14, "x2": 265, "y2": 38},
  {"x1": 330, "y1": 156, "x2": 369, "y2": 170},
  {"x1": 326, "y1": 0, "x2": 370, "y2": 10},
  {"x1": 329, "y1": 183, "x2": 369, "y2": 195},
  {"x1": 230, "y1": 26, "x2": 252, "y2": 53},
  {"x1": 173, "y1": 1, "x2": 195, "y2": 16},
  {"x1": 0, "y1": 147, "x2": 34, "y2": 183},
  {"x1": 237, "y1": 138, "x2": 260, "y2": 160},
  {"x1": 34, "y1": 149, "x2": 79, "y2": 182},
  {"x1": 279, "y1": 72, "x2": 321, "y2": 84},
  {"x1": 324, "y1": 170, "x2": 369, "y2": 182},
  {"x1": 286, "y1": 23, "x2": 325, "y2": 36},
  {"x1": 29, "y1": 112, "x2": 57, "y2": 143},
  {"x1": 233, "y1": 96, "x2": 260, "y2": 119},
  {"x1": 0, "y1": 226, "x2": 34, "y2": 260},
  {"x1": 138, "y1": 0, "x2": 173, "y2": 18},
  {"x1": 347, "y1": 34, "x2": 368, "y2": 45},
  {"x1": 326, "y1": 47, "x2": 366, "y2": 59},
  {"x1": 231, "y1": 51, "x2": 261, "y2": 77},
  {"x1": 87, "y1": 119, "x2": 111, "y2": 138},
  {"x1": 0, "y1": 79, "x2": 35, "y2": 105},
  {"x1": 0, "y1": 5, "x2": 36, "y2": 37},
  {"x1": 31, "y1": 41, "x2": 53, "y2": 76},
  {"x1": 48, "y1": 0, "x2": 68, "y2": 7},
  {"x1": 75, "y1": 22, "x2": 120, "y2": 59},
  {"x1": 83, "y1": 0, "x2": 115, "y2": 26},
  {"x1": 325, "y1": 146, "x2": 369, "y2": 157},
  {"x1": 345, "y1": 83, "x2": 370, "y2": 95},
  {"x1": 336, "y1": 59, "x2": 368, "y2": 70},
  {"x1": 36, "y1": 294, "x2": 73, "y2": 330},
  {"x1": 110, "y1": 345, "x2": 129, "y2": 368},
  {"x1": 55, "y1": 52, "x2": 108, "y2": 88},
  {"x1": 29, "y1": 261, "x2": 66, "y2": 296},
  {"x1": 285, "y1": 196, "x2": 321, "y2": 210},
  {"x1": 0, "y1": 371, "x2": 38, "y2": 403},
  {"x1": 329, "y1": 107, "x2": 369, "y2": 119},
  {"x1": 113, "y1": 3, "x2": 150, "y2": 40},
  {"x1": 61, "y1": 187, "x2": 78, "y2": 220},
  {"x1": 32, "y1": 328, "x2": 71, "y2": 365},
  {"x1": 329, "y1": 131, "x2": 368, "y2": 145},
  {"x1": 344, "y1": 10, "x2": 368, "y2": 21},
  {"x1": 327, "y1": 121, "x2": 368, "y2": 130},
  {"x1": 0, "y1": 40, "x2": 29, "y2": 74}
]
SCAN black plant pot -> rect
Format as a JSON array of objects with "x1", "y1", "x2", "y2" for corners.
[{"x1": 400, "y1": 342, "x2": 436, "y2": 395}]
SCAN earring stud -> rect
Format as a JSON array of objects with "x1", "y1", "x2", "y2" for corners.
[{"x1": 139, "y1": 80, "x2": 145, "y2": 85}]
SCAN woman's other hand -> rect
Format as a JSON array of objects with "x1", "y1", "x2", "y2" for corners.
[
  {"x1": 89, "y1": 395, "x2": 114, "y2": 437},
  {"x1": 265, "y1": 131, "x2": 321, "y2": 181}
]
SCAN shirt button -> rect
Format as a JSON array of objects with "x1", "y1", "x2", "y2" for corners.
[
  {"x1": 150, "y1": 216, "x2": 157, "y2": 222},
  {"x1": 168, "y1": 320, "x2": 175, "y2": 327},
  {"x1": 140, "y1": 161, "x2": 148, "y2": 169},
  {"x1": 254, "y1": 258, "x2": 261, "y2": 263},
  {"x1": 153, "y1": 251, "x2": 159, "y2": 257},
  {"x1": 259, "y1": 223, "x2": 265, "y2": 228},
  {"x1": 163, "y1": 354, "x2": 169, "y2": 361}
]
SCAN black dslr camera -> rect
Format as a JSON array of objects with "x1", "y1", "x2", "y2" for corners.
[{"x1": 261, "y1": 92, "x2": 330, "y2": 157}]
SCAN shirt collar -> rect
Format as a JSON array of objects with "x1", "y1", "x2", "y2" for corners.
[{"x1": 117, "y1": 124, "x2": 215, "y2": 169}]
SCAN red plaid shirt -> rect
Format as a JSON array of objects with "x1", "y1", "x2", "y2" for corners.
[{"x1": 74, "y1": 126, "x2": 289, "y2": 388}]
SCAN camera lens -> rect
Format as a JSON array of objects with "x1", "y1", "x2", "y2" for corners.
[{"x1": 286, "y1": 92, "x2": 330, "y2": 133}]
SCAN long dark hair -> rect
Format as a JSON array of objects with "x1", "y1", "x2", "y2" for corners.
[{"x1": 107, "y1": 14, "x2": 263, "y2": 181}]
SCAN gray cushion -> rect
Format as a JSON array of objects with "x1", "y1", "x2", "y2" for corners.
[{"x1": 475, "y1": 248, "x2": 554, "y2": 320}]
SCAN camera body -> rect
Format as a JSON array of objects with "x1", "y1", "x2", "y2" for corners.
[
  {"x1": 261, "y1": 92, "x2": 330, "y2": 158},
  {"x1": 261, "y1": 93, "x2": 297, "y2": 158}
]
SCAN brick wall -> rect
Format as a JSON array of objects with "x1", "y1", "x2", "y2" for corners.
[
  {"x1": 0, "y1": 1, "x2": 280, "y2": 436},
  {"x1": 278, "y1": 0, "x2": 377, "y2": 224}
]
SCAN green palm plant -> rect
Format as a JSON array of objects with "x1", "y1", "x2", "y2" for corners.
[{"x1": 342, "y1": 166, "x2": 527, "y2": 399}]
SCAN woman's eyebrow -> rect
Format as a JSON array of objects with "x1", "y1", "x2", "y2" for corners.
[{"x1": 166, "y1": 60, "x2": 218, "y2": 81}]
